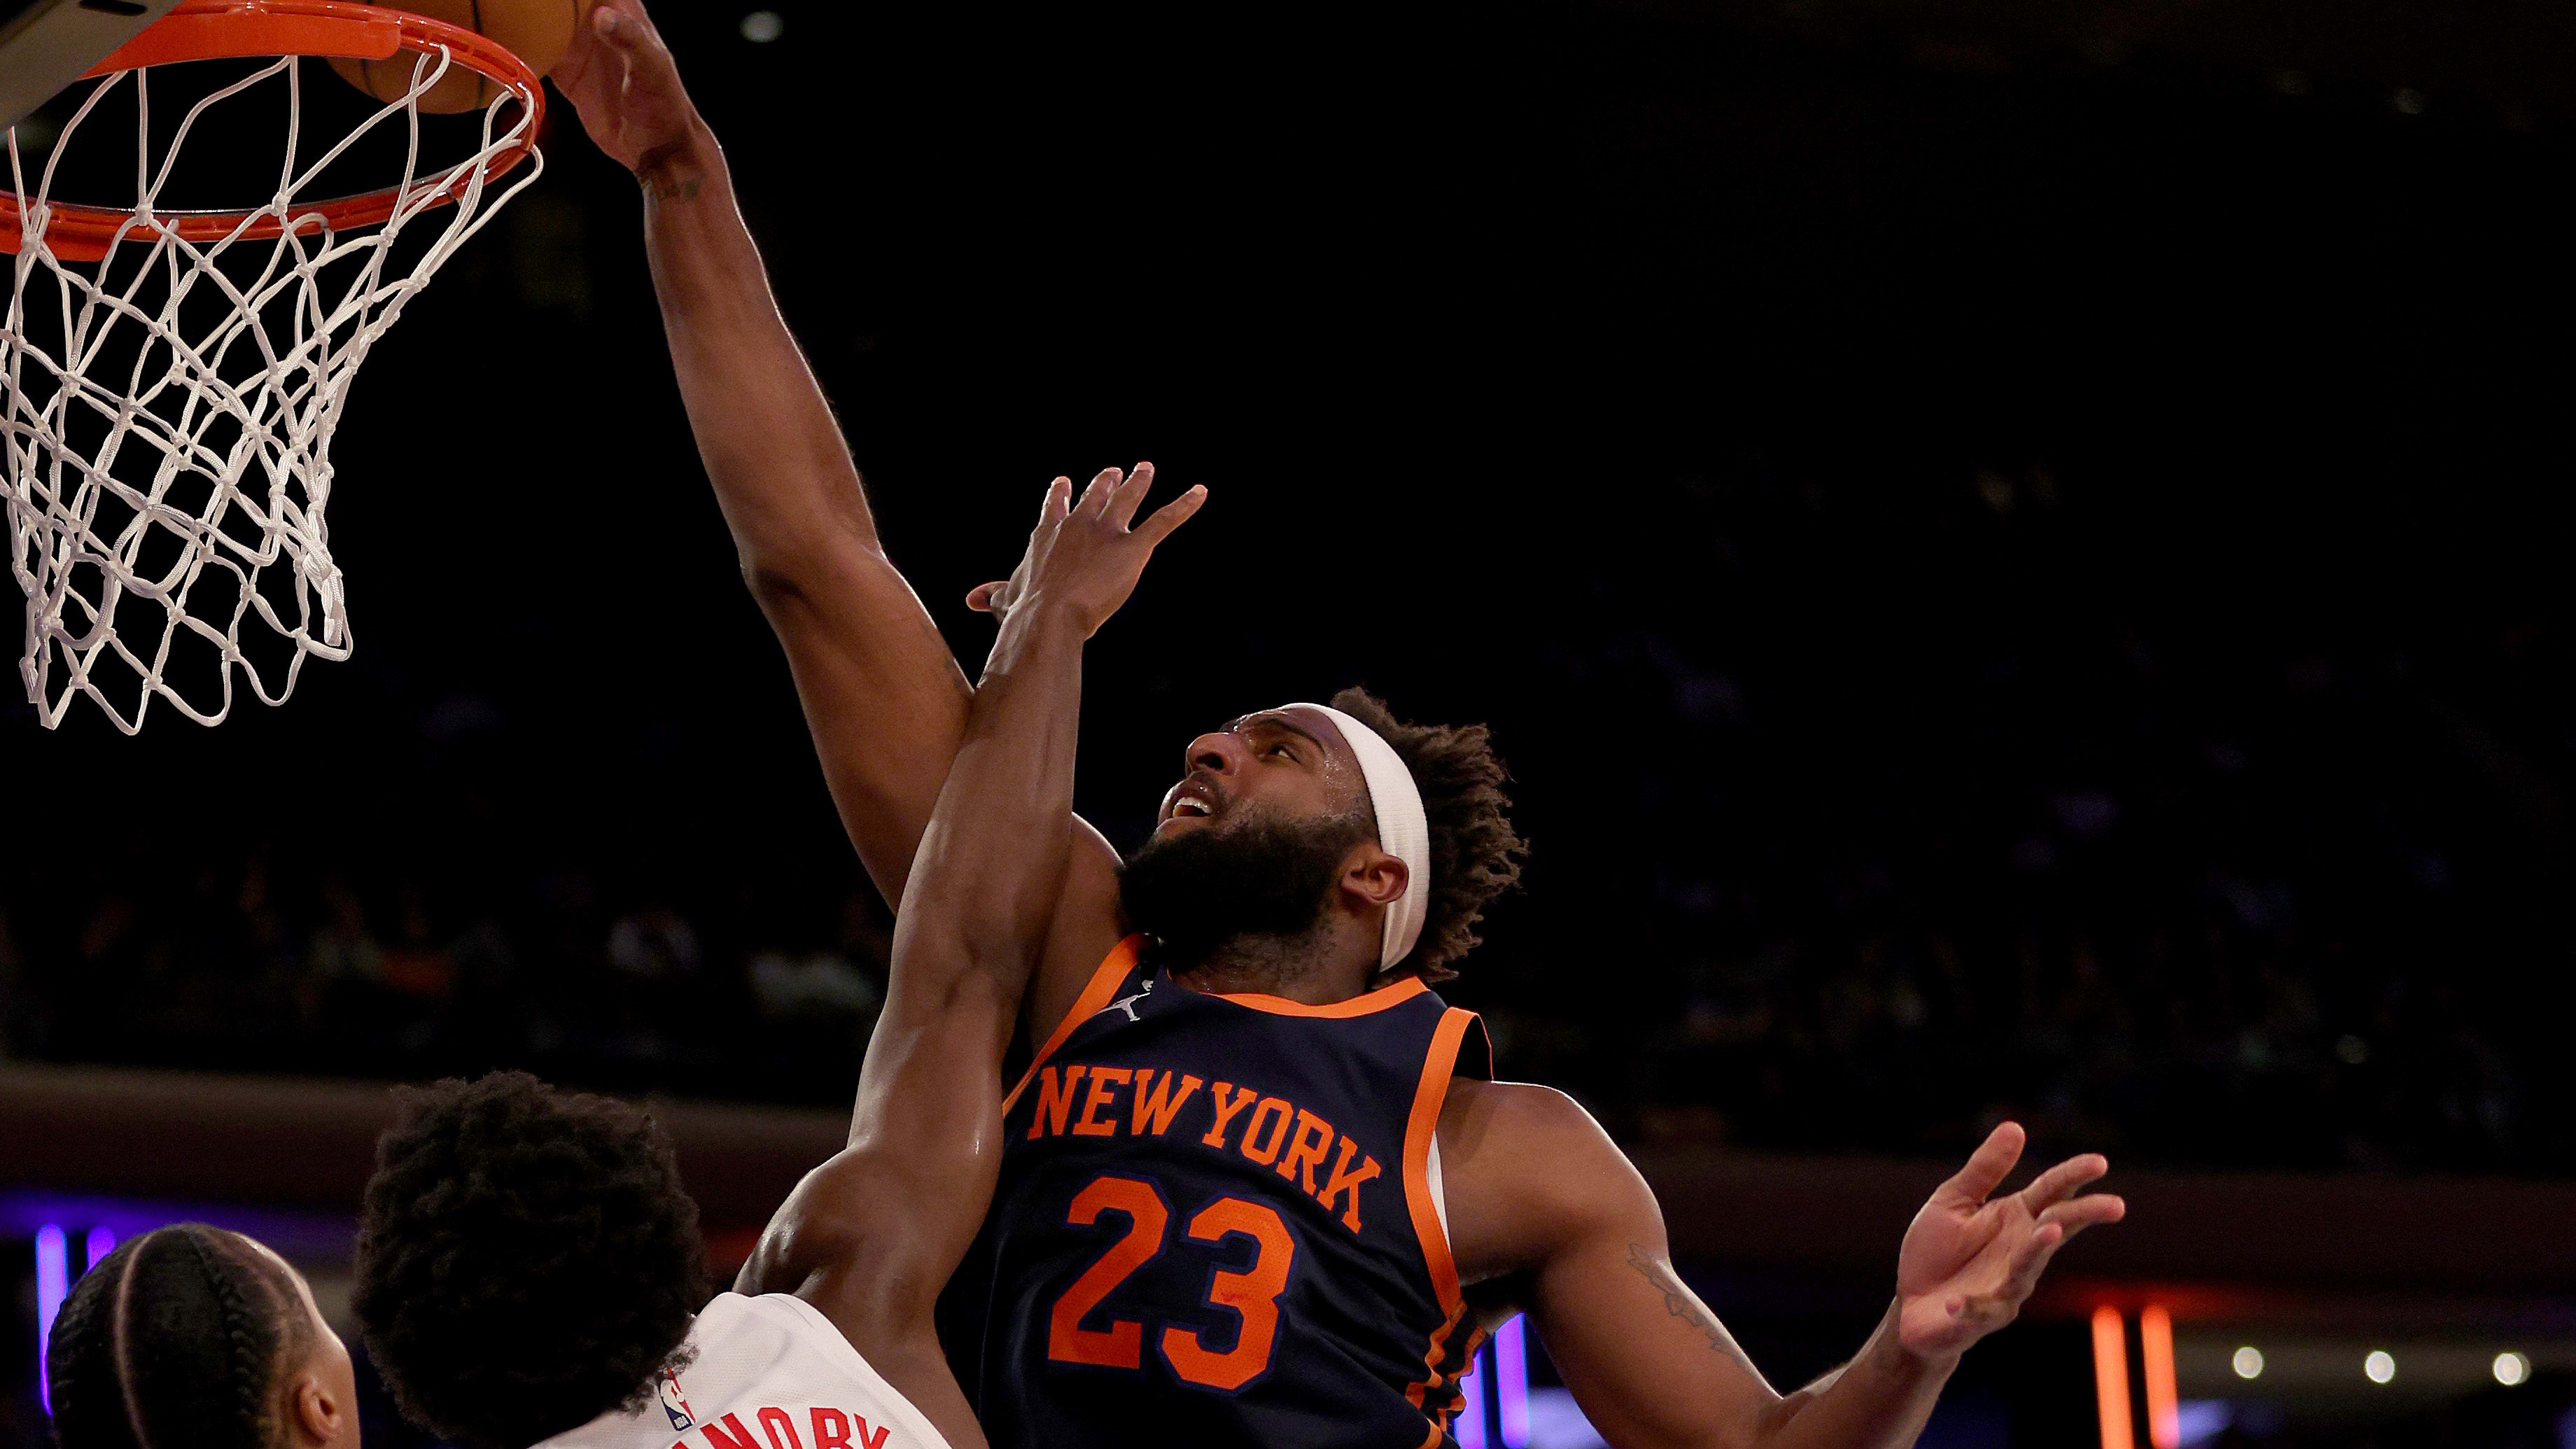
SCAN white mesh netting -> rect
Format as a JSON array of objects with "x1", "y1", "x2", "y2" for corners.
[{"x1": 2, "y1": 46, "x2": 538, "y2": 732}]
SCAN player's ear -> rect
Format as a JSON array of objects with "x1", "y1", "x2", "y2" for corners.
[
  {"x1": 1340, "y1": 844, "x2": 1409, "y2": 910},
  {"x1": 288, "y1": 1369, "x2": 347, "y2": 1447}
]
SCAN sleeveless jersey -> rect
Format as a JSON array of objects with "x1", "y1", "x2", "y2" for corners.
[
  {"x1": 943, "y1": 937, "x2": 1493, "y2": 1449},
  {"x1": 538, "y1": 1293, "x2": 952, "y2": 1449}
]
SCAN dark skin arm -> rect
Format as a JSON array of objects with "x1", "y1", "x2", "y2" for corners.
[
  {"x1": 550, "y1": 0, "x2": 1130, "y2": 1050},
  {"x1": 1441, "y1": 1084, "x2": 2124, "y2": 1449},
  {"x1": 731, "y1": 468, "x2": 1205, "y2": 1447}
]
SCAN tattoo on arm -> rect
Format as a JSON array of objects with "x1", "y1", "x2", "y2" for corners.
[{"x1": 1628, "y1": 1243, "x2": 1732, "y2": 1357}]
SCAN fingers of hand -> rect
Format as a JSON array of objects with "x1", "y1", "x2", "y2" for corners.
[
  {"x1": 1038, "y1": 476, "x2": 1072, "y2": 527},
  {"x1": 966, "y1": 582, "x2": 1007, "y2": 612},
  {"x1": 593, "y1": 0, "x2": 648, "y2": 52},
  {"x1": 1938, "y1": 1121, "x2": 2027, "y2": 1207},
  {"x1": 2038, "y1": 1193, "x2": 2126, "y2": 1241},
  {"x1": 2015, "y1": 1153, "x2": 2110, "y2": 1214},
  {"x1": 1077, "y1": 468, "x2": 1122, "y2": 519},
  {"x1": 1105, "y1": 461, "x2": 1155, "y2": 529},
  {"x1": 1135, "y1": 484, "x2": 1209, "y2": 546}
]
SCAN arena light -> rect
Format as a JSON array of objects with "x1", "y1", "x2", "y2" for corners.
[
  {"x1": 2232, "y1": 1347, "x2": 2264, "y2": 1380},
  {"x1": 2092, "y1": 1307, "x2": 2134, "y2": 1449},
  {"x1": 739, "y1": 10, "x2": 782, "y2": 42},
  {"x1": 2364, "y1": 1350, "x2": 2396, "y2": 1385},
  {"x1": 2493, "y1": 1352, "x2": 2530, "y2": 1387},
  {"x1": 35, "y1": 1223, "x2": 67, "y2": 1413},
  {"x1": 2139, "y1": 1306, "x2": 2179, "y2": 1449},
  {"x1": 1496, "y1": 1315, "x2": 1530, "y2": 1448},
  {"x1": 84, "y1": 1226, "x2": 113, "y2": 1271}
]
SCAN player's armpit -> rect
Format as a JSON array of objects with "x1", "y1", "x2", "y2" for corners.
[{"x1": 1441, "y1": 1082, "x2": 1788, "y2": 1449}]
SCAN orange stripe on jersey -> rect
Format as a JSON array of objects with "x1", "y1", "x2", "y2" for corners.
[
  {"x1": 1002, "y1": 937, "x2": 1142, "y2": 1118},
  {"x1": 1405, "y1": 1300, "x2": 1467, "y2": 1410},
  {"x1": 1214, "y1": 975, "x2": 1428, "y2": 1018},
  {"x1": 1399, "y1": 1006, "x2": 1484, "y2": 1437},
  {"x1": 1406, "y1": 1308, "x2": 1490, "y2": 1436},
  {"x1": 1404, "y1": 1007, "x2": 1479, "y2": 1315}
]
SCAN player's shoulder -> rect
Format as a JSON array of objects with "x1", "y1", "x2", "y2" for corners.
[
  {"x1": 1443, "y1": 1077, "x2": 1615, "y2": 1151},
  {"x1": 1438, "y1": 1079, "x2": 1660, "y2": 1275}
]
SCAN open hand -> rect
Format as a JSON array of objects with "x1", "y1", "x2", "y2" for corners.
[
  {"x1": 970, "y1": 463, "x2": 1206, "y2": 638},
  {"x1": 1895, "y1": 1122, "x2": 2124, "y2": 1359},
  {"x1": 550, "y1": 0, "x2": 703, "y2": 178}
]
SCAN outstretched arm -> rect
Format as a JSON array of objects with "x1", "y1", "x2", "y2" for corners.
[
  {"x1": 549, "y1": 5, "x2": 1130, "y2": 1006},
  {"x1": 734, "y1": 470, "x2": 1205, "y2": 1447},
  {"x1": 1446, "y1": 1086, "x2": 2122, "y2": 1449}
]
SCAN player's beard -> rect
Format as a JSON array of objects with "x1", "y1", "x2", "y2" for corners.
[{"x1": 1118, "y1": 810, "x2": 1371, "y2": 969}]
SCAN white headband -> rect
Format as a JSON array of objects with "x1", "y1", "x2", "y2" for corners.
[{"x1": 1292, "y1": 704, "x2": 1430, "y2": 971}]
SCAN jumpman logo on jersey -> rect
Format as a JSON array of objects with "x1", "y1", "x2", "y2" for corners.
[{"x1": 1094, "y1": 979, "x2": 1154, "y2": 1022}]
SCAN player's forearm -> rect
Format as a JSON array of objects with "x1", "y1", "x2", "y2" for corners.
[
  {"x1": 636, "y1": 123, "x2": 978, "y2": 911},
  {"x1": 638, "y1": 126, "x2": 882, "y2": 592},
  {"x1": 1750, "y1": 1303, "x2": 1953, "y2": 1449},
  {"x1": 887, "y1": 598, "x2": 1086, "y2": 1002}
]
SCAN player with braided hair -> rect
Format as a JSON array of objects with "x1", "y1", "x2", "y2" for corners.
[{"x1": 45, "y1": 1223, "x2": 360, "y2": 1449}]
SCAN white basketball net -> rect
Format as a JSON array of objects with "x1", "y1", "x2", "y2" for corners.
[{"x1": 1, "y1": 47, "x2": 538, "y2": 732}]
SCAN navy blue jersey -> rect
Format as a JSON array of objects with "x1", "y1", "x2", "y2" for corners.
[{"x1": 942, "y1": 938, "x2": 1492, "y2": 1449}]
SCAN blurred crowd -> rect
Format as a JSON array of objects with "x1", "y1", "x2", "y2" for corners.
[
  {"x1": 1455, "y1": 469, "x2": 2568, "y2": 1180},
  {"x1": 0, "y1": 464, "x2": 2562, "y2": 1182},
  {"x1": 0, "y1": 853, "x2": 893, "y2": 1105}
]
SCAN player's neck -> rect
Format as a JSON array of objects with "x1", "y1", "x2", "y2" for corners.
[{"x1": 1167, "y1": 920, "x2": 1378, "y2": 1005}]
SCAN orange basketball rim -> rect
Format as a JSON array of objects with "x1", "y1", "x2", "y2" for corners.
[{"x1": 0, "y1": 0, "x2": 544, "y2": 263}]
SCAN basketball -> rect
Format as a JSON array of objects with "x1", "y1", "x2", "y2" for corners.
[{"x1": 327, "y1": 0, "x2": 594, "y2": 114}]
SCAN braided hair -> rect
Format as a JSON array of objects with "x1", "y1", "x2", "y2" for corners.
[{"x1": 46, "y1": 1224, "x2": 316, "y2": 1449}]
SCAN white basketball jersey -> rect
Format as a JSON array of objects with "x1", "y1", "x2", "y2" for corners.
[{"x1": 534, "y1": 1293, "x2": 953, "y2": 1449}]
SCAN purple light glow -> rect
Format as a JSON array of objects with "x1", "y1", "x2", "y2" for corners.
[
  {"x1": 36, "y1": 1223, "x2": 67, "y2": 1414},
  {"x1": 1457, "y1": 1343, "x2": 1490, "y2": 1448},
  {"x1": 1497, "y1": 1315, "x2": 1530, "y2": 1447},
  {"x1": 85, "y1": 1226, "x2": 115, "y2": 1272}
]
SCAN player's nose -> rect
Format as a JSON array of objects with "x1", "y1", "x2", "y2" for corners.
[{"x1": 1186, "y1": 730, "x2": 1246, "y2": 778}]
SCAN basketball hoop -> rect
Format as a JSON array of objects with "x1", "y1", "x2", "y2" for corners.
[{"x1": 1, "y1": 0, "x2": 544, "y2": 732}]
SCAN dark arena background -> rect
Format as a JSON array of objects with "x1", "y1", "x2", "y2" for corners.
[{"x1": 4, "y1": 1, "x2": 2574, "y2": 1447}]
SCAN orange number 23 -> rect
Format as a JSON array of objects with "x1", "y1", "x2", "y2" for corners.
[{"x1": 1046, "y1": 1175, "x2": 1297, "y2": 1391}]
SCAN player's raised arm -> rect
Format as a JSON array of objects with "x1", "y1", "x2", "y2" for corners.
[
  {"x1": 1447, "y1": 1089, "x2": 2123, "y2": 1449},
  {"x1": 734, "y1": 468, "x2": 1205, "y2": 1447},
  {"x1": 551, "y1": 3, "x2": 1133, "y2": 1036},
  {"x1": 554, "y1": 1, "x2": 960, "y2": 898}
]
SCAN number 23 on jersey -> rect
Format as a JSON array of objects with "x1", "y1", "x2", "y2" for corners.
[{"x1": 1046, "y1": 1174, "x2": 1296, "y2": 1392}]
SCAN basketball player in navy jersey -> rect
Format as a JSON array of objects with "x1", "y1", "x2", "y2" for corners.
[{"x1": 589, "y1": 4, "x2": 2128, "y2": 1447}]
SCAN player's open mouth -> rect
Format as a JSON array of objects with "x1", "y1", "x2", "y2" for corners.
[{"x1": 1168, "y1": 779, "x2": 1224, "y2": 820}]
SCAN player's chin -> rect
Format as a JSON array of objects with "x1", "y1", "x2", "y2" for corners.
[{"x1": 1154, "y1": 813, "x2": 1217, "y2": 838}]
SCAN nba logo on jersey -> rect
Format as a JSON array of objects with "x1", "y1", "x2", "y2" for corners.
[{"x1": 658, "y1": 1369, "x2": 694, "y2": 1431}]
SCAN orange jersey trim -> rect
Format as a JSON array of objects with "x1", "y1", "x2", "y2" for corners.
[
  {"x1": 1212, "y1": 975, "x2": 1429, "y2": 1018},
  {"x1": 1404, "y1": 1006, "x2": 1478, "y2": 1316},
  {"x1": 1401, "y1": 1008, "x2": 1483, "y2": 1436},
  {"x1": 1001, "y1": 937, "x2": 1142, "y2": 1118}
]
